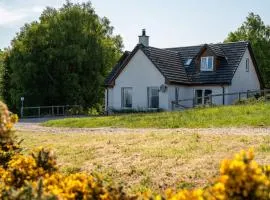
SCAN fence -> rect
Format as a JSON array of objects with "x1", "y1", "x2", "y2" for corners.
[
  {"x1": 172, "y1": 89, "x2": 270, "y2": 111},
  {"x1": 21, "y1": 105, "x2": 82, "y2": 118}
]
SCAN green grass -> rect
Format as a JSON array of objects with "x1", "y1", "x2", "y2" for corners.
[
  {"x1": 43, "y1": 103, "x2": 270, "y2": 128},
  {"x1": 17, "y1": 130, "x2": 270, "y2": 194}
]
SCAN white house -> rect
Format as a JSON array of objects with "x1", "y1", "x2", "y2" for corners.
[{"x1": 104, "y1": 29, "x2": 263, "y2": 112}]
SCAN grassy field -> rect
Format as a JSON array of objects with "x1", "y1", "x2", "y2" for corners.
[
  {"x1": 43, "y1": 103, "x2": 270, "y2": 128},
  {"x1": 17, "y1": 130, "x2": 270, "y2": 194}
]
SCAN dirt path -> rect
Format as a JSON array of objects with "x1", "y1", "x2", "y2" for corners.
[{"x1": 15, "y1": 121, "x2": 270, "y2": 135}]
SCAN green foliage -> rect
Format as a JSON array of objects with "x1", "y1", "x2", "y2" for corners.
[
  {"x1": 0, "y1": 50, "x2": 3, "y2": 100},
  {"x1": 87, "y1": 103, "x2": 103, "y2": 115},
  {"x1": 0, "y1": 101, "x2": 20, "y2": 168},
  {"x1": 43, "y1": 103, "x2": 270, "y2": 128},
  {"x1": 1, "y1": 49, "x2": 14, "y2": 110},
  {"x1": 0, "y1": 49, "x2": 9, "y2": 102},
  {"x1": 234, "y1": 96, "x2": 265, "y2": 105},
  {"x1": 111, "y1": 108, "x2": 164, "y2": 114},
  {"x1": 1, "y1": 1, "x2": 123, "y2": 112},
  {"x1": 66, "y1": 106, "x2": 84, "y2": 115},
  {"x1": 225, "y1": 12, "x2": 270, "y2": 87}
]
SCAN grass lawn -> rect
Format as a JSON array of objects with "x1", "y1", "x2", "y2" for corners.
[
  {"x1": 17, "y1": 130, "x2": 270, "y2": 194},
  {"x1": 43, "y1": 103, "x2": 270, "y2": 128}
]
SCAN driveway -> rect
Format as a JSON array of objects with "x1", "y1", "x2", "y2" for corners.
[{"x1": 15, "y1": 117, "x2": 270, "y2": 135}]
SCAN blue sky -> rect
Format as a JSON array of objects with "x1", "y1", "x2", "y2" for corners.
[{"x1": 0, "y1": 0, "x2": 270, "y2": 50}]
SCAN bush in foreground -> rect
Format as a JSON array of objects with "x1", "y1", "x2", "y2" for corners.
[{"x1": 1, "y1": 101, "x2": 270, "y2": 199}]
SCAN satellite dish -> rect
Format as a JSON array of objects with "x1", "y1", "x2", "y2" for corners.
[{"x1": 160, "y1": 84, "x2": 167, "y2": 92}]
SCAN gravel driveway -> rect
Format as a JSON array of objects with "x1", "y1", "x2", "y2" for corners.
[{"x1": 15, "y1": 118, "x2": 270, "y2": 135}]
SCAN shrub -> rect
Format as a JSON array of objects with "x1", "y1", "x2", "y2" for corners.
[
  {"x1": 87, "y1": 104, "x2": 103, "y2": 116},
  {"x1": 0, "y1": 101, "x2": 20, "y2": 168},
  {"x1": 1, "y1": 101, "x2": 270, "y2": 199},
  {"x1": 234, "y1": 96, "x2": 265, "y2": 105},
  {"x1": 66, "y1": 106, "x2": 84, "y2": 115}
]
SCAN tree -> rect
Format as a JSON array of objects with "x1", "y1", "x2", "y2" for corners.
[
  {"x1": 2, "y1": 1, "x2": 123, "y2": 111},
  {"x1": 1, "y1": 49, "x2": 14, "y2": 110},
  {"x1": 0, "y1": 50, "x2": 3, "y2": 100},
  {"x1": 225, "y1": 12, "x2": 270, "y2": 88}
]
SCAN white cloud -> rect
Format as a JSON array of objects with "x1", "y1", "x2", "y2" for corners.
[
  {"x1": 31, "y1": 6, "x2": 44, "y2": 13},
  {"x1": 0, "y1": 3, "x2": 52, "y2": 27},
  {"x1": 0, "y1": 6, "x2": 27, "y2": 25}
]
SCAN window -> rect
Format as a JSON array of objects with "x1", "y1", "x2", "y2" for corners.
[
  {"x1": 185, "y1": 58, "x2": 192, "y2": 66},
  {"x1": 195, "y1": 90, "x2": 203, "y2": 105},
  {"x1": 148, "y1": 87, "x2": 159, "y2": 108},
  {"x1": 201, "y1": 56, "x2": 214, "y2": 71},
  {"x1": 121, "y1": 87, "x2": 132, "y2": 108},
  {"x1": 195, "y1": 89, "x2": 212, "y2": 105},
  {"x1": 246, "y1": 58, "x2": 249, "y2": 72}
]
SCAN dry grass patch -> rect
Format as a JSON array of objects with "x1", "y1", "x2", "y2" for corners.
[{"x1": 17, "y1": 130, "x2": 270, "y2": 194}]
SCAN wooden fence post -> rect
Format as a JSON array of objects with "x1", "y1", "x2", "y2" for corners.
[
  {"x1": 238, "y1": 92, "x2": 241, "y2": 101},
  {"x1": 38, "y1": 107, "x2": 40, "y2": 118},
  {"x1": 264, "y1": 89, "x2": 267, "y2": 101}
]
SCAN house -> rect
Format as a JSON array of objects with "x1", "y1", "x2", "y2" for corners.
[{"x1": 104, "y1": 29, "x2": 263, "y2": 112}]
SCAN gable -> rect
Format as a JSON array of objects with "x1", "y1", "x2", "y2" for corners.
[
  {"x1": 105, "y1": 44, "x2": 188, "y2": 87},
  {"x1": 104, "y1": 51, "x2": 131, "y2": 87},
  {"x1": 231, "y1": 48, "x2": 261, "y2": 90},
  {"x1": 114, "y1": 49, "x2": 165, "y2": 86}
]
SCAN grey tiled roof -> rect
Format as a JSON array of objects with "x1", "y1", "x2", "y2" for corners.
[
  {"x1": 141, "y1": 45, "x2": 189, "y2": 83},
  {"x1": 105, "y1": 41, "x2": 260, "y2": 86},
  {"x1": 208, "y1": 44, "x2": 226, "y2": 58}
]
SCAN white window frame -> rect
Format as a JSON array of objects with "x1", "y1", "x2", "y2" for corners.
[
  {"x1": 201, "y1": 56, "x2": 214, "y2": 71},
  {"x1": 121, "y1": 87, "x2": 132, "y2": 108},
  {"x1": 246, "y1": 58, "x2": 249, "y2": 72},
  {"x1": 147, "y1": 87, "x2": 159, "y2": 109},
  {"x1": 194, "y1": 89, "x2": 212, "y2": 105}
]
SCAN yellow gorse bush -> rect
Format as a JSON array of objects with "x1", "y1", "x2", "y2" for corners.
[{"x1": 0, "y1": 101, "x2": 270, "y2": 199}]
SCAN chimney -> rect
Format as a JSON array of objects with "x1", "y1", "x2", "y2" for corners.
[{"x1": 138, "y1": 29, "x2": 149, "y2": 47}]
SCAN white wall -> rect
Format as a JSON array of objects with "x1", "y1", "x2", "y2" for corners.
[
  {"x1": 107, "y1": 49, "x2": 168, "y2": 111},
  {"x1": 168, "y1": 85, "x2": 225, "y2": 109},
  {"x1": 226, "y1": 48, "x2": 261, "y2": 104},
  {"x1": 168, "y1": 85, "x2": 193, "y2": 109},
  {"x1": 192, "y1": 86, "x2": 224, "y2": 105}
]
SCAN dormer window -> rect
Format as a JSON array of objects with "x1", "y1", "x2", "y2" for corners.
[
  {"x1": 201, "y1": 56, "x2": 214, "y2": 71},
  {"x1": 185, "y1": 58, "x2": 192, "y2": 66}
]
